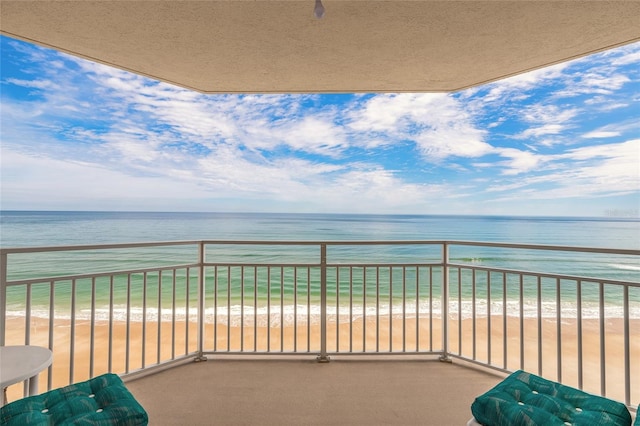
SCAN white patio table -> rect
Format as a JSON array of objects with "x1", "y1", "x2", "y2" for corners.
[{"x1": 0, "y1": 345, "x2": 53, "y2": 406}]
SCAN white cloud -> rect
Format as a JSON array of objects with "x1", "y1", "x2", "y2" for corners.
[
  {"x1": 311, "y1": 168, "x2": 454, "y2": 213},
  {"x1": 348, "y1": 93, "x2": 492, "y2": 161},
  {"x1": 269, "y1": 116, "x2": 348, "y2": 157},
  {"x1": 0, "y1": 149, "x2": 216, "y2": 211},
  {"x1": 555, "y1": 73, "x2": 631, "y2": 97},
  {"x1": 5, "y1": 78, "x2": 58, "y2": 90},
  {"x1": 483, "y1": 140, "x2": 640, "y2": 200},
  {"x1": 579, "y1": 119, "x2": 640, "y2": 142},
  {"x1": 477, "y1": 62, "x2": 570, "y2": 104},
  {"x1": 582, "y1": 97, "x2": 629, "y2": 112},
  {"x1": 414, "y1": 125, "x2": 491, "y2": 160},
  {"x1": 516, "y1": 104, "x2": 579, "y2": 140},
  {"x1": 582, "y1": 131, "x2": 621, "y2": 139},
  {"x1": 1, "y1": 145, "x2": 464, "y2": 214},
  {"x1": 521, "y1": 105, "x2": 579, "y2": 125},
  {"x1": 494, "y1": 148, "x2": 544, "y2": 175},
  {"x1": 519, "y1": 124, "x2": 567, "y2": 139},
  {"x1": 612, "y1": 50, "x2": 640, "y2": 66}
]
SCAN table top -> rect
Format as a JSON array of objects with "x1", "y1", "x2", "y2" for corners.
[{"x1": 0, "y1": 345, "x2": 53, "y2": 388}]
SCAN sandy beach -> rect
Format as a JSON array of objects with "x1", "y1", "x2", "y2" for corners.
[{"x1": 4, "y1": 314, "x2": 639, "y2": 407}]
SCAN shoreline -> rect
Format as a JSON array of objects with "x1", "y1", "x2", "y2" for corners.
[
  {"x1": 4, "y1": 314, "x2": 639, "y2": 408},
  {"x1": 5, "y1": 296, "x2": 640, "y2": 324}
]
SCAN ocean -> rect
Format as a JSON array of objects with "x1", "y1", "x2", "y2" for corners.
[
  {"x1": 1, "y1": 211, "x2": 639, "y2": 321},
  {"x1": 3, "y1": 210, "x2": 640, "y2": 248}
]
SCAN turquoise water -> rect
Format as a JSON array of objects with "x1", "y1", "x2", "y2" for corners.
[
  {"x1": 2, "y1": 211, "x2": 640, "y2": 249},
  {"x1": 1, "y1": 211, "x2": 639, "y2": 320}
]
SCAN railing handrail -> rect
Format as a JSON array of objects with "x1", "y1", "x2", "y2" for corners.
[
  {"x1": 2, "y1": 263, "x2": 202, "y2": 287},
  {"x1": 2, "y1": 239, "x2": 639, "y2": 255},
  {"x1": 446, "y1": 263, "x2": 640, "y2": 288},
  {"x1": 5, "y1": 264, "x2": 638, "y2": 292},
  {"x1": 3, "y1": 240, "x2": 638, "y2": 289}
]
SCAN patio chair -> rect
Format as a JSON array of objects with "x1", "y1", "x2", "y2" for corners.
[
  {"x1": 470, "y1": 370, "x2": 632, "y2": 426},
  {"x1": 0, "y1": 373, "x2": 148, "y2": 425}
]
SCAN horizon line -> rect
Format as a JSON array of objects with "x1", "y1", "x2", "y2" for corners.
[{"x1": 1, "y1": 209, "x2": 639, "y2": 220}]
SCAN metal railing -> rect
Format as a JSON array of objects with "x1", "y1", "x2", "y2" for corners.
[{"x1": 1, "y1": 240, "x2": 638, "y2": 409}]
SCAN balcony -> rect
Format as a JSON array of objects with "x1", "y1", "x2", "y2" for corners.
[
  {"x1": 1, "y1": 240, "x2": 639, "y2": 423},
  {"x1": 125, "y1": 356, "x2": 505, "y2": 425}
]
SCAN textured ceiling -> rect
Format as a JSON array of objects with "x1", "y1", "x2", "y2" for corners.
[{"x1": 2, "y1": 1, "x2": 640, "y2": 93}]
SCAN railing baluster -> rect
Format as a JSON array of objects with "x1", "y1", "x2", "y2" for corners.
[
  {"x1": 503, "y1": 272, "x2": 507, "y2": 369},
  {"x1": 108, "y1": 276, "x2": 114, "y2": 372},
  {"x1": 90, "y1": 277, "x2": 96, "y2": 377},
  {"x1": 0, "y1": 251, "x2": 7, "y2": 346},
  {"x1": 376, "y1": 267, "x2": 380, "y2": 353},
  {"x1": 599, "y1": 281, "x2": 606, "y2": 396},
  {"x1": 142, "y1": 272, "x2": 147, "y2": 368},
  {"x1": 306, "y1": 266, "x2": 310, "y2": 353},
  {"x1": 294, "y1": 267, "x2": 298, "y2": 352},
  {"x1": 556, "y1": 278, "x2": 562, "y2": 382},
  {"x1": 171, "y1": 269, "x2": 176, "y2": 360},
  {"x1": 267, "y1": 266, "x2": 271, "y2": 352},
  {"x1": 441, "y1": 243, "x2": 450, "y2": 361},
  {"x1": 24, "y1": 284, "x2": 31, "y2": 397},
  {"x1": 458, "y1": 268, "x2": 462, "y2": 356},
  {"x1": 577, "y1": 280, "x2": 583, "y2": 389},
  {"x1": 623, "y1": 284, "x2": 630, "y2": 406},
  {"x1": 415, "y1": 266, "x2": 419, "y2": 353},
  {"x1": 157, "y1": 272, "x2": 162, "y2": 364},
  {"x1": 487, "y1": 271, "x2": 491, "y2": 365},
  {"x1": 25, "y1": 283, "x2": 31, "y2": 345},
  {"x1": 241, "y1": 266, "x2": 245, "y2": 353},
  {"x1": 363, "y1": 266, "x2": 367, "y2": 353},
  {"x1": 212, "y1": 265, "x2": 217, "y2": 352},
  {"x1": 280, "y1": 266, "x2": 284, "y2": 353},
  {"x1": 227, "y1": 267, "x2": 231, "y2": 352},
  {"x1": 126, "y1": 274, "x2": 131, "y2": 373},
  {"x1": 389, "y1": 266, "x2": 393, "y2": 352},
  {"x1": 430, "y1": 267, "x2": 433, "y2": 351},
  {"x1": 336, "y1": 267, "x2": 340, "y2": 352},
  {"x1": 70, "y1": 279, "x2": 76, "y2": 383},
  {"x1": 350, "y1": 266, "x2": 354, "y2": 353},
  {"x1": 537, "y1": 276, "x2": 542, "y2": 376},
  {"x1": 519, "y1": 275, "x2": 524, "y2": 371},
  {"x1": 254, "y1": 266, "x2": 258, "y2": 352},
  {"x1": 48, "y1": 280, "x2": 55, "y2": 390},
  {"x1": 402, "y1": 266, "x2": 406, "y2": 353},
  {"x1": 185, "y1": 269, "x2": 191, "y2": 355},
  {"x1": 472, "y1": 269, "x2": 476, "y2": 361},
  {"x1": 318, "y1": 244, "x2": 328, "y2": 362}
]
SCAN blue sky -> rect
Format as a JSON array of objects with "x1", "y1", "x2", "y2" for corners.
[{"x1": 1, "y1": 35, "x2": 639, "y2": 216}]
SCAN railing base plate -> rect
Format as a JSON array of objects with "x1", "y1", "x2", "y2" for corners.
[
  {"x1": 438, "y1": 354, "x2": 453, "y2": 363},
  {"x1": 316, "y1": 355, "x2": 331, "y2": 363}
]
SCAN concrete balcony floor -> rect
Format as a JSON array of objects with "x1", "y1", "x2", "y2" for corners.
[{"x1": 125, "y1": 356, "x2": 505, "y2": 425}]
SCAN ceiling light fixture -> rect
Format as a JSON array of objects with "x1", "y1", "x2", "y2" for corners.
[{"x1": 314, "y1": 0, "x2": 325, "y2": 19}]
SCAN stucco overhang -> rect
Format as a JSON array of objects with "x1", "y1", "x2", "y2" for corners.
[{"x1": 1, "y1": 1, "x2": 640, "y2": 93}]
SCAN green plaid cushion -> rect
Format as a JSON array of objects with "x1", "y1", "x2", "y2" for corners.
[
  {"x1": 471, "y1": 370, "x2": 632, "y2": 426},
  {"x1": 0, "y1": 373, "x2": 148, "y2": 425}
]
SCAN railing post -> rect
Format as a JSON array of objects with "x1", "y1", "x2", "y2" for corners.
[
  {"x1": 317, "y1": 243, "x2": 330, "y2": 362},
  {"x1": 0, "y1": 251, "x2": 7, "y2": 346},
  {"x1": 195, "y1": 242, "x2": 207, "y2": 362},
  {"x1": 439, "y1": 242, "x2": 452, "y2": 362}
]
